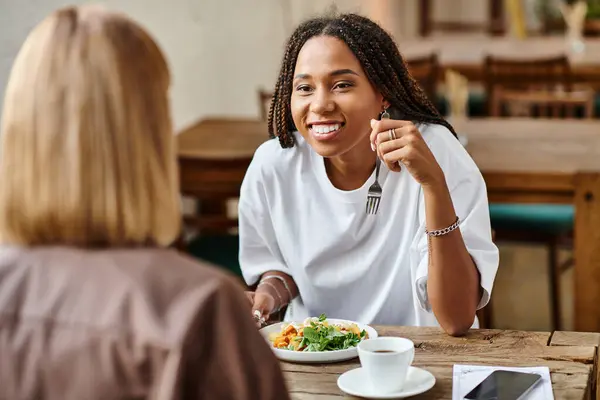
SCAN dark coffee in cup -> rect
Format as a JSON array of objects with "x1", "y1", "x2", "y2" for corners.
[{"x1": 358, "y1": 337, "x2": 415, "y2": 394}]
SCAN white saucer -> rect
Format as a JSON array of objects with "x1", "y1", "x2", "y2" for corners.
[{"x1": 337, "y1": 366, "x2": 436, "y2": 399}]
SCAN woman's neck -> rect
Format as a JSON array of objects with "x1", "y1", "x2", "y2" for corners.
[{"x1": 324, "y1": 142, "x2": 377, "y2": 191}]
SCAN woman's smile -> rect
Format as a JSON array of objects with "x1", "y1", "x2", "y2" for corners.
[{"x1": 308, "y1": 121, "x2": 346, "y2": 141}]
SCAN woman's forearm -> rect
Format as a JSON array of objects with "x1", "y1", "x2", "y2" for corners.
[
  {"x1": 256, "y1": 270, "x2": 299, "y2": 312},
  {"x1": 422, "y1": 178, "x2": 481, "y2": 336}
]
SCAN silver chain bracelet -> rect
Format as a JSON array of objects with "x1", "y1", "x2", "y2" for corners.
[
  {"x1": 425, "y1": 216, "x2": 461, "y2": 237},
  {"x1": 257, "y1": 280, "x2": 284, "y2": 312},
  {"x1": 261, "y1": 274, "x2": 293, "y2": 303}
]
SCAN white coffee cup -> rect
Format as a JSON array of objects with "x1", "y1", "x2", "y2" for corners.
[{"x1": 357, "y1": 337, "x2": 415, "y2": 394}]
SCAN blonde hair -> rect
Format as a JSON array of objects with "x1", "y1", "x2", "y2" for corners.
[{"x1": 0, "y1": 5, "x2": 181, "y2": 247}]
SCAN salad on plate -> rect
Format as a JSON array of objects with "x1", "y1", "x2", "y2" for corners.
[{"x1": 268, "y1": 314, "x2": 369, "y2": 352}]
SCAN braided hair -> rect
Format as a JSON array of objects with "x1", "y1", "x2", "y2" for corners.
[{"x1": 268, "y1": 13, "x2": 456, "y2": 148}]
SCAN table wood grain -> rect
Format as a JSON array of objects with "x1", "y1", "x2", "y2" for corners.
[
  {"x1": 178, "y1": 118, "x2": 268, "y2": 160},
  {"x1": 280, "y1": 327, "x2": 596, "y2": 399},
  {"x1": 551, "y1": 331, "x2": 600, "y2": 400},
  {"x1": 460, "y1": 118, "x2": 600, "y2": 174}
]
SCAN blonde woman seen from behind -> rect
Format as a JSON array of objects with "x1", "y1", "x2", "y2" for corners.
[{"x1": 0, "y1": 6, "x2": 289, "y2": 400}]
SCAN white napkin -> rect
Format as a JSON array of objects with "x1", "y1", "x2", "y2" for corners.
[
  {"x1": 560, "y1": 1, "x2": 588, "y2": 50},
  {"x1": 445, "y1": 69, "x2": 469, "y2": 120},
  {"x1": 452, "y1": 364, "x2": 554, "y2": 400}
]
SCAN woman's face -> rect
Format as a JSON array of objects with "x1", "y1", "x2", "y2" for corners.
[{"x1": 291, "y1": 35, "x2": 385, "y2": 158}]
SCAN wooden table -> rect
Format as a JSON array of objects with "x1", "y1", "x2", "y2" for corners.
[
  {"x1": 177, "y1": 117, "x2": 600, "y2": 331},
  {"x1": 282, "y1": 326, "x2": 599, "y2": 399},
  {"x1": 401, "y1": 35, "x2": 600, "y2": 84}
]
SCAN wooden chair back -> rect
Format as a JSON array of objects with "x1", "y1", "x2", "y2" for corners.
[
  {"x1": 419, "y1": 0, "x2": 505, "y2": 36},
  {"x1": 492, "y1": 88, "x2": 595, "y2": 119},
  {"x1": 484, "y1": 54, "x2": 572, "y2": 115}
]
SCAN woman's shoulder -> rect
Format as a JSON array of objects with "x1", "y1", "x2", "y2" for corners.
[
  {"x1": 107, "y1": 249, "x2": 249, "y2": 341},
  {"x1": 419, "y1": 123, "x2": 481, "y2": 182},
  {"x1": 243, "y1": 132, "x2": 310, "y2": 188},
  {"x1": 110, "y1": 248, "x2": 243, "y2": 294},
  {"x1": 0, "y1": 245, "x2": 238, "y2": 292},
  {"x1": 0, "y1": 246, "x2": 245, "y2": 344},
  {"x1": 251, "y1": 132, "x2": 309, "y2": 169}
]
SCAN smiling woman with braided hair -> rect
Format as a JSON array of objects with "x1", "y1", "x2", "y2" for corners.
[{"x1": 240, "y1": 13, "x2": 499, "y2": 336}]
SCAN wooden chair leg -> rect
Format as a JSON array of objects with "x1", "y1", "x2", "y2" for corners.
[
  {"x1": 548, "y1": 237, "x2": 562, "y2": 331},
  {"x1": 479, "y1": 228, "x2": 496, "y2": 329},
  {"x1": 477, "y1": 302, "x2": 494, "y2": 329}
]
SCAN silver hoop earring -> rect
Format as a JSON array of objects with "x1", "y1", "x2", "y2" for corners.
[{"x1": 380, "y1": 108, "x2": 390, "y2": 119}]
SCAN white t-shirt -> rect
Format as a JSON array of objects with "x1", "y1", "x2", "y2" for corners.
[{"x1": 238, "y1": 123, "x2": 499, "y2": 328}]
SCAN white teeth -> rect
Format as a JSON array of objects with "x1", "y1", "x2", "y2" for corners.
[{"x1": 313, "y1": 124, "x2": 341, "y2": 134}]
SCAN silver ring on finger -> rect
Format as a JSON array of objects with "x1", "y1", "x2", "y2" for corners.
[{"x1": 388, "y1": 128, "x2": 396, "y2": 141}]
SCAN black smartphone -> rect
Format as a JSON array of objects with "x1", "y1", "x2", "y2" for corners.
[{"x1": 464, "y1": 370, "x2": 543, "y2": 400}]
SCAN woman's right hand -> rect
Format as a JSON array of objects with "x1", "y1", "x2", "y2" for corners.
[{"x1": 245, "y1": 291, "x2": 276, "y2": 327}]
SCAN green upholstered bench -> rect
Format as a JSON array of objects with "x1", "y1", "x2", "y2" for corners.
[
  {"x1": 187, "y1": 234, "x2": 242, "y2": 278},
  {"x1": 435, "y1": 92, "x2": 488, "y2": 118},
  {"x1": 489, "y1": 204, "x2": 574, "y2": 234},
  {"x1": 489, "y1": 203, "x2": 574, "y2": 330}
]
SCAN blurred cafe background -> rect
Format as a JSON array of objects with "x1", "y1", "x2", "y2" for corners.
[{"x1": 2, "y1": 0, "x2": 600, "y2": 333}]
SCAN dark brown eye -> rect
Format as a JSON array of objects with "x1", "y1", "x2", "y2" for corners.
[
  {"x1": 333, "y1": 82, "x2": 353, "y2": 90},
  {"x1": 296, "y1": 85, "x2": 312, "y2": 92}
]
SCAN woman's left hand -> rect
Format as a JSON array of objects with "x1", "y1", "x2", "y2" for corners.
[{"x1": 370, "y1": 118, "x2": 444, "y2": 187}]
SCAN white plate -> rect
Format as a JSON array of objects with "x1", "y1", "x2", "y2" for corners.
[
  {"x1": 259, "y1": 318, "x2": 378, "y2": 363},
  {"x1": 337, "y1": 366, "x2": 436, "y2": 399}
]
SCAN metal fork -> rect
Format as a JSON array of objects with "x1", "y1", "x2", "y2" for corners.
[{"x1": 365, "y1": 157, "x2": 382, "y2": 215}]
